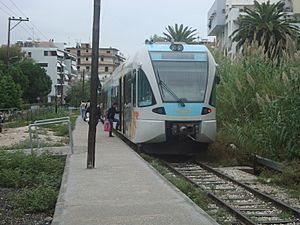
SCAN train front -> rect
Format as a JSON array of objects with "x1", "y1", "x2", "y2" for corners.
[{"x1": 134, "y1": 42, "x2": 217, "y2": 147}]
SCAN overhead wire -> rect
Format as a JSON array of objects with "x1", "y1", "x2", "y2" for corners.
[
  {"x1": 0, "y1": 5, "x2": 12, "y2": 17},
  {"x1": 0, "y1": 1, "x2": 17, "y2": 16},
  {"x1": 8, "y1": 0, "x2": 48, "y2": 40},
  {"x1": 0, "y1": 1, "x2": 33, "y2": 40}
]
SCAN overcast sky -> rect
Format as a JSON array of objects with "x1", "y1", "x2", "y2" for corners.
[{"x1": 0, "y1": 0, "x2": 215, "y2": 57}]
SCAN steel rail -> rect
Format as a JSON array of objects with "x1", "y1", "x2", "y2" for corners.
[
  {"x1": 162, "y1": 161, "x2": 257, "y2": 225},
  {"x1": 163, "y1": 161, "x2": 300, "y2": 225},
  {"x1": 197, "y1": 162, "x2": 300, "y2": 219}
]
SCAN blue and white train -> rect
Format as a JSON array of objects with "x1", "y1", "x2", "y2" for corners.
[{"x1": 101, "y1": 42, "x2": 217, "y2": 152}]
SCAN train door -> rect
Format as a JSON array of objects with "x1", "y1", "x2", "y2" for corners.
[
  {"x1": 119, "y1": 77, "x2": 124, "y2": 133},
  {"x1": 123, "y1": 70, "x2": 136, "y2": 139}
]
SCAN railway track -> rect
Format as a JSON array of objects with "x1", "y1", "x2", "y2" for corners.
[{"x1": 164, "y1": 161, "x2": 300, "y2": 225}]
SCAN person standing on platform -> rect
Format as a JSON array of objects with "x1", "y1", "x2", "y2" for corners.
[
  {"x1": 84, "y1": 100, "x2": 90, "y2": 122},
  {"x1": 80, "y1": 100, "x2": 86, "y2": 119},
  {"x1": 107, "y1": 102, "x2": 120, "y2": 137}
]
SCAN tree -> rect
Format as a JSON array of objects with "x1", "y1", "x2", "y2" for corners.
[
  {"x1": 18, "y1": 60, "x2": 52, "y2": 103},
  {"x1": 232, "y1": 0, "x2": 299, "y2": 58},
  {"x1": 0, "y1": 45, "x2": 23, "y2": 64},
  {"x1": 163, "y1": 24, "x2": 198, "y2": 43},
  {"x1": 66, "y1": 80, "x2": 91, "y2": 107},
  {"x1": 0, "y1": 73, "x2": 22, "y2": 109},
  {"x1": 6, "y1": 65, "x2": 29, "y2": 94},
  {"x1": 149, "y1": 34, "x2": 166, "y2": 43}
]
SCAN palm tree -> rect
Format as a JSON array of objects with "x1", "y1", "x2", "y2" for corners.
[
  {"x1": 163, "y1": 24, "x2": 198, "y2": 43},
  {"x1": 232, "y1": 0, "x2": 299, "y2": 58}
]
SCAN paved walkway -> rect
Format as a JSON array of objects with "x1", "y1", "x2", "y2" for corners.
[{"x1": 52, "y1": 117, "x2": 219, "y2": 225}]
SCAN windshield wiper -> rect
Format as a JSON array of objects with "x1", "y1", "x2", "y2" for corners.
[{"x1": 156, "y1": 69, "x2": 185, "y2": 107}]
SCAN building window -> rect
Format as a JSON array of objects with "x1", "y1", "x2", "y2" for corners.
[
  {"x1": 38, "y1": 63, "x2": 48, "y2": 67},
  {"x1": 77, "y1": 50, "x2": 81, "y2": 56},
  {"x1": 78, "y1": 58, "x2": 81, "y2": 64},
  {"x1": 77, "y1": 66, "x2": 80, "y2": 70},
  {"x1": 28, "y1": 52, "x2": 32, "y2": 57},
  {"x1": 105, "y1": 67, "x2": 109, "y2": 72},
  {"x1": 44, "y1": 51, "x2": 48, "y2": 56},
  {"x1": 106, "y1": 50, "x2": 110, "y2": 53},
  {"x1": 101, "y1": 57, "x2": 104, "y2": 61},
  {"x1": 86, "y1": 49, "x2": 88, "y2": 53},
  {"x1": 86, "y1": 66, "x2": 90, "y2": 71},
  {"x1": 86, "y1": 57, "x2": 88, "y2": 61}
]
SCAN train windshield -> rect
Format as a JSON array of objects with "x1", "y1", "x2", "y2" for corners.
[{"x1": 150, "y1": 52, "x2": 208, "y2": 103}]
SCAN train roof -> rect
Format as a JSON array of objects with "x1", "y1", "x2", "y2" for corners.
[
  {"x1": 102, "y1": 42, "x2": 213, "y2": 88},
  {"x1": 145, "y1": 42, "x2": 209, "y2": 52}
]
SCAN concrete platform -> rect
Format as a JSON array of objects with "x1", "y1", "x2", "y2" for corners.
[{"x1": 52, "y1": 117, "x2": 219, "y2": 225}]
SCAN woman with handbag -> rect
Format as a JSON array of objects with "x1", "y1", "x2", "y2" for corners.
[{"x1": 106, "y1": 102, "x2": 120, "y2": 137}]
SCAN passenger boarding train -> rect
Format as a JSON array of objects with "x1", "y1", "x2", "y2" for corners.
[{"x1": 101, "y1": 42, "x2": 217, "y2": 150}]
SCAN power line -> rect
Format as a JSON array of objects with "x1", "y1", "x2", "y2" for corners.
[
  {"x1": 0, "y1": 1, "x2": 34, "y2": 41},
  {"x1": 0, "y1": 6, "x2": 12, "y2": 16},
  {"x1": 8, "y1": 0, "x2": 26, "y2": 17},
  {"x1": 19, "y1": 24, "x2": 34, "y2": 38},
  {"x1": 8, "y1": 0, "x2": 48, "y2": 40},
  {"x1": 0, "y1": 1, "x2": 17, "y2": 16}
]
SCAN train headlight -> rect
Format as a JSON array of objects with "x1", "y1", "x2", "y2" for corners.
[
  {"x1": 202, "y1": 107, "x2": 212, "y2": 115},
  {"x1": 152, "y1": 107, "x2": 166, "y2": 115}
]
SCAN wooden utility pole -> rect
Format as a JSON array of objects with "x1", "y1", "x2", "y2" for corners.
[
  {"x1": 60, "y1": 60, "x2": 64, "y2": 107},
  {"x1": 87, "y1": 0, "x2": 101, "y2": 169},
  {"x1": 82, "y1": 69, "x2": 85, "y2": 100},
  {"x1": 7, "y1": 17, "x2": 29, "y2": 66}
]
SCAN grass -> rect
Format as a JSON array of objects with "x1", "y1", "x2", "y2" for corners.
[
  {"x1": 140, "y1": 153, "x2": 233, "y2": 224},
  {"x1": 0, "y1": 151, "x2": 65, "y2": 214},
  {"x1": 214, "y1": 46, "x2": 300, "y2": 162},
  {"x1": 141, "y1": 153, "x2": 210, "y2": 210},
  {"x1": 0, "y1": 139, "x2": 65, "y2": 151},
  {"x1": 0, "y1": 109, "x2": 77, "y2": 217},
  {"x1": 258, "y1": 161, "x2": 300, "y2": 198}
]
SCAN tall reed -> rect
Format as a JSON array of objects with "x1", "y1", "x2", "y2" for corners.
[{"x1": 215, "y1": 43, "x2": 300, "y2": 161}]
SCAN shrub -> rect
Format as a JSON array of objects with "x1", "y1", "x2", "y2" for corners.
[
  {"x1": 215, "y1": 45, "x2": 300, "y2": 161},
  {"x1": 7, "y1": 186, "x2": 58, "y2": 213},
  {"x1": 0, "y1": 152, "x2": 65, "y2": 215}
]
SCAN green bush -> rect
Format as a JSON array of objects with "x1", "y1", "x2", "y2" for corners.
[
  {"x1": 0, "y1": 152, "x2": 65, "y2": 188},
  {"x1": 8, "y1": 186, "x2": 58, "y2": 213},
  {"x1": 215, "y1": 45, "x2": 300, "y2": 161},
  {"x1": 0, "y1": 152, "x2": 65, "y2": 214}
]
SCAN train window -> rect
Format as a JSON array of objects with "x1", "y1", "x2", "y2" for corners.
[
  {"x1": 138, "y1": 69, "x2": 156, "y2": 107},
  {"x1": 209, "y1": 78, "x2": 217, "y2": 107},
  {"x1": 152, "y1": 61, "x2": 208, "y2": 102},
  {"x1": 124, "y1": 71, "x2": 136, "y2": 107},
  {"x1": 132, "y1": 70, "x2": 136, "y2": 106}
]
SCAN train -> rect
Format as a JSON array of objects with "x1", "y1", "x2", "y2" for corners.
[{"x1": 101, "y1": 42, "x2": 218, "y2": 153}]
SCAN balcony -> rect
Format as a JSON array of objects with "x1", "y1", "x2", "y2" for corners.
[
  {"x1": 292, "y1": 0, "x2": 300, "y2": 14},
  {"x1": 208, "y1": 0, "x2": 226, "y2": 36}
]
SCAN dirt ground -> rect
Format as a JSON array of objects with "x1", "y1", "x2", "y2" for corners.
[{"x1": 0, "y1": 126, "x2": 66, "y2": 149}]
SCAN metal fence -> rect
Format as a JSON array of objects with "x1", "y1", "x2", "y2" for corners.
[
  {"x1": 28, "y1": 117, "x2": 74, "y2": 154},
  {"x1": 0, "y1": 106, "x2": 78, "y2": 123}
]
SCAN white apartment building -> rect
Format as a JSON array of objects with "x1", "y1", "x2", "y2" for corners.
[
  {"x1": 66, "y1": 43, "x2": 125, "y2": 85},
  {"x1": 208, "y1": 0, "x2": 300, "y2": 55},
  {"x1": 20, "y1": 40, "x2": 77, "y2": 103}
]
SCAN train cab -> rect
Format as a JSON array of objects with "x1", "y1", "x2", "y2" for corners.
[{"x1": 101, "y1": 42, "x2": 217, "y2": 150}]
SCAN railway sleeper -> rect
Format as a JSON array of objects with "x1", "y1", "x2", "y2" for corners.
[
  {"x1": 237, "y1": 208, "x2": 275, "y2": 211},
  {"x1": 257, "y1": 219, "x2": 299, "y2": 224},
  {"x1": 245, "y1": 213, "x2": 279, "y2": 217},
  {"x1": 233, "y1": 202, "x2": 265, "y2": 206}
]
